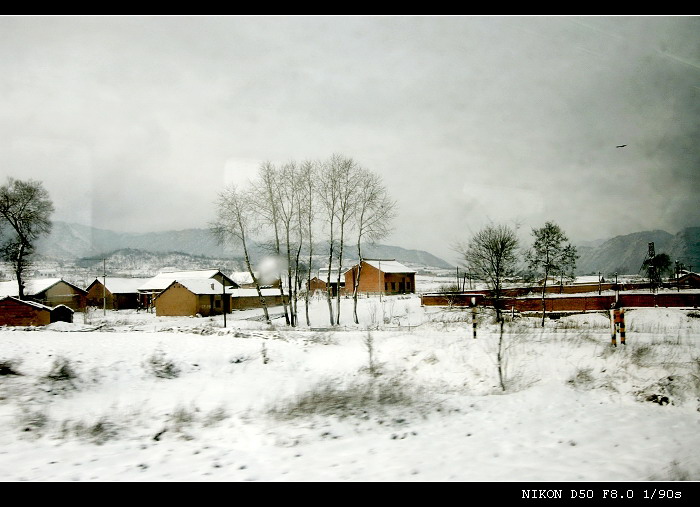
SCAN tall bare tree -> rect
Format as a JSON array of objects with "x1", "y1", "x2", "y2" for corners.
[
  {"x1": 318, "y1": 156, "x2": 341, "y2": 325},
  {"x1": 455, "y1": 223, "x2": 519, "y2": 323},
  {"x1": 252, "y1": 162, "x2": 291, "y2": 325},
  {"x1": 332, "y1": 156, "x2": 362, "y2": 325},
  {"x1": 455, "y1": 223, "x2": 518, "y2": 392},
  {"x1": 0, "y1": 178, "x2": 54, "y2": 299},
  {"x1": 299, "y1": 160, "x2": 318, "y2": 326},
  {"x1": 210, "y1": 184, "x2": 270, "y2": 325},
  {"x1": 526, "y1": 221, "x2": 571, "y2": 327},
  {"x1": 351, "y1": 169, "x2": 396, "y2": 324},
  {"x1": 276, "y1": 161, "x2": 302, "y2": 326}
]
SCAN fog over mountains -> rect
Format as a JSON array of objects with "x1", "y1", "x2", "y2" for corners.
[
  {"x1": 33, "y1": 222, "x2": 455, "y2": 270},
  {"x1": 28, "y1": 222, "x2": 700, "y2": 276},
  {"x1": 574, "y1": 227, "x2": 700, "y2": 276}
]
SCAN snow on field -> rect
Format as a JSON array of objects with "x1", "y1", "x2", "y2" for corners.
[{"x1": 1, "y1": 296, "x2": 700, "y2": 483}]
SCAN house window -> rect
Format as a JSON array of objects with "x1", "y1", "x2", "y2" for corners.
[
  {"x1": 215, "y1": 299, "x2": 221, "y2": 308},
  {"x1": 385, "y1": 282, "x2": 388, "y2": 291},
  {"x1": 391, "y1": 282, "x2": 395, "y2": 291},
  {"x1": 407, "y1": 282, "x2": 411, "y2": 290}
]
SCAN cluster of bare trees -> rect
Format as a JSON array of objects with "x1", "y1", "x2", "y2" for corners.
[
  {"x1": 0, "y1": 178, "x2": 55, "y2": 300},
  {"x1": 454, "y1": 220, "x2": 579, "y2": 327},
  {"x1": 210, "y1": 154, "x2": 396, "y2": 327}
]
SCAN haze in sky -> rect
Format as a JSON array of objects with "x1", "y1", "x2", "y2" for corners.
[{"x1": 1, "y1": 15, "x2": 698, "y2": 264}]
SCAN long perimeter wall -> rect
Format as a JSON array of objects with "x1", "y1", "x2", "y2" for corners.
[{"x1": 421, "y1": 292, "x2": 700, "y2": 312}]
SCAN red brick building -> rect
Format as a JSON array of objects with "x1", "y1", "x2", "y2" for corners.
[
  {"x1": 345, "y1": 260, "x2": 416, "y2": 296},
  {"x1": 0, "y1": 279, "x2": 87, "y2": 311},
  {"x1": 0, "y1": 297, "x2": 74, "y2": 326}
]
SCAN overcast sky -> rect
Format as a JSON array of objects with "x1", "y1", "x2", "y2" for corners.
[{"x1": 1, "y1": 15, "x2": 698, "y2": 264}]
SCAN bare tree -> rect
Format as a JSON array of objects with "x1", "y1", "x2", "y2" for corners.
[
  {"x1": 557, "y1": 243, "x2": 579, "y2": 291},
  {"x1": 0, "y1": 178, "x2": 54, "y2": 299},
  {"x1": 299, "y1": 160, "x2": 318, "y2": 326},
  {"x1": 332, "y1": 156, "x2": 361, "y2": 325},
  {"x1": 210, "y1": 184, "x2": 270, "y2": 325},
  {"x1": 455, "y1": 223, "x2": 518, "y2": 393},
  {"x1": 526, "y1": 221, "x2": 571, "y2": 327},
  {"x1": 252, "y1": 162, "x2": 291, "y2": 325},
  {"x1": 276, "y1": 161, "x2": 302, "y2": 326},
  {"x1": 351, "y1": 169, "x2": 396, "y2": 324},
  {"x1": 455, "y1": 223, "x2": 518, "y2": 322},
  {"x1": 318, "y1": 156, "x2": 341, "y2": 325}
]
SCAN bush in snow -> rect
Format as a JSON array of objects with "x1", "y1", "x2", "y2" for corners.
[
  {"x1": 17, "y1": 407, "x2": 50, "y2": 438},
  {"x1": 40, "y1": 356, "x2": 80, "y2": 392},
  {"x1": 63, "y1": 416, "x2": 121, "y2": 445},
  {"x1": 144, "y1": 350, "x2": 181, "y2": 379},
  {"x1": 567, "y1": 366, "x2": 595, "y2": 389},
  {"x1": 0, "y1": 359, "x2": 22, "y2": 376},
  {"x1": 268, "y1": 375, "x2": 435, "y2": 421}
]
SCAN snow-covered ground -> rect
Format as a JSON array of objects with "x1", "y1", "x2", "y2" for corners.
[{"x1": 1, "y1": 296, "x2": 700, "y2": 483}]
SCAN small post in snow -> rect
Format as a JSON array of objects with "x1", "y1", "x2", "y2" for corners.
[{"x1": 471, "y1": 297, "x2": 477, "y2": 340}]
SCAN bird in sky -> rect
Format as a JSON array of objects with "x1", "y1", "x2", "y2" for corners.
[{"x1": 616, "y1": 144, "x2": 627, "y2": 148}]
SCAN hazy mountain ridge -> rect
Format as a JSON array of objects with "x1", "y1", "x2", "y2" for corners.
[
  {"x1": 575, "y1": 227, "x2": 700, "y2": 275},
  {"x1": 35, "y1": 221, "x2": 455, "y2": 270},
  {"x1": 27, "y1": 222, "x2": 700, "y2": 276}
]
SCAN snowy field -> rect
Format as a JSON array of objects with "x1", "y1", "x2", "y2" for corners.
[{"x1": 1, "y1": 295, "x2": 700, "y2": 483}]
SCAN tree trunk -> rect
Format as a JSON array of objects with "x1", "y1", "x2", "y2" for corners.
[
  {"x1": 305, "y1": 238, "x2": 312, "y2": 327},
  {"x1": 242, "y1": 234, "x2": 270, "y2": 324},
  {"x1": 15, "y1": 242, "x2": 26, "y2": 300},
  {"x1": 497, "y1": 319, "x2": 505, "y2": 391},
  {"x1": 326, "y1": 239, "x2": 335, "y2": 326},
  {"x1": 335, "y1": 227, "x2": 345, "y2": 326},
  {"x1": 541, "y1": 278, "x2": 547, "y2": 327},
  {"x1": 353, "y1": 259, "x2": 363, "y2": 325}
]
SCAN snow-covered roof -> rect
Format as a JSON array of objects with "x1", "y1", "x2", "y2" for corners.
[
  {"x1": 166, "y1": 278, "x2": 226, "y2": 295},
  {"x1": 0, "y1": 296, "x2": 53, "y2": 311},
  {"x1": 0, "y1": 278, "x2": 79, "y2": 298},
  {"x1": 90, "y1": 277, "x2": 152, "y2": 294},
  {"x1": 138, "y1": 270, "x2": 226, "y2": 292},
  {"x1": 362, "y1": 260, "x2": 416, "y2": 274},
  {"x1": 229, "y1": 288, "x2": 286, "y2": 298},
  {"x1": 230, "y1": 271, "x2": 257, "y2": 285}
]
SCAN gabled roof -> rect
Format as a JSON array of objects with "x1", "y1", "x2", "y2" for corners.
[
  {"x1": 88, "y1": 277, "x2": 152, "y2": 294},
  {"x1": 0, "y1": 296, "x2": 53, "y2": 312},
  {"x1": 362, "y1": 260, "x2": 416, "y2": 274},
  {"x1": 156, "y1": 278, "x2": 227, "y2": 298},
  {"x1": 138, "y1": 269, "x2": 236, "y2": 292},
  {"x1": 0, "y1": 278, "x2": 87, "y2": 298}
]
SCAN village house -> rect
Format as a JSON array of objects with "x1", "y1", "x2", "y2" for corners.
[
  {"x1": 138, "y1": 269, "x2": 238, "y2": 309},
  {"x1": 154, "y1": 279, "x2": 230, "y2": 317},
  {"x1": 312, "y1": 268, "x2": 347, "y2": 297},
  {"x1": 344, "y1": 260, "x2": 416, "y2": 296},
  {"x1": 0, "y1": 296, "x2": 74, "y2": 326},
  {"x1": 675, "y1": 272, "x2": 700, "y2": 289},
  {"x1": 229, "y1": 288, "x2": 289, "y2": 310},
  {"x1": 86, "y1": 277, "x2": 152, "y2": 310},
  {"x1": 0, "y1": 278, "x2": 87, "y2": 311}
]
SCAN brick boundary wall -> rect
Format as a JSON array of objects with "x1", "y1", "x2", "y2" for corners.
[{"x1": 421, "y1": 292, "x2": 700, "y2": 312}]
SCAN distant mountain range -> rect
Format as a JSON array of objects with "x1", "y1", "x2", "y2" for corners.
[
  {"x1": 574, "y1": 227, "x2": 700, "y2": 276},
  {"x1": 32, "y1": 221, "x2": 456, "y2": 270},
  {"x1": 13, "y1": 222, "x2": 700, "y2": 276}
]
